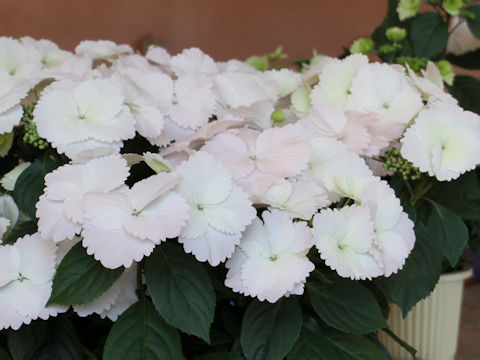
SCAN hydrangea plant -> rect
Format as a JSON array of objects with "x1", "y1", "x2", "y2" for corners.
[{"x1": 0, "y1": 5, "x2": 479, "y2": 356}]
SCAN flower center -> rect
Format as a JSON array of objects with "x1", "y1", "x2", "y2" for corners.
[
  {"x1": 197, "y1": 204, "x2": 204, "y2": 211},
  {"x1": 132, "y1": 209, "x2": 142, "y2": 216},
  {"x1": 338, "y1": 243, "x2": 345, "y2": 250},
  {"x1": 17, "y1": 273, "x2": 28, "y2": 282},
  {"x1": 269, "y1": 254, "x2": 278, "y2": 261}
]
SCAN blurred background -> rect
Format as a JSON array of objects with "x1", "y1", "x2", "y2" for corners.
[{"x1": 0, "y1": 0, "x2": 388, "y2": 60}]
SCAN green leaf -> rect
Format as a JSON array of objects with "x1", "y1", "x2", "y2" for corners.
[
  {"x1": 7, "y1": 320, "x2": 47, "y2": 360},
  {"x1": 449, "y1": 75, "x2": 480, "y2": 115},
  {"x1": 307, "y1": 278, "x2": 387, "y2": 335},
  {"x1": 240, "y1": 297, "x2": 302, "y2": 360},
  {"x1": 12, "y1": 154, "x2": 61, "y2": 219},
  {"x1": 427, "y1": 202, "x2": 468, "y2": 267},
  {"x1": 377, "y1": 222, "x2": 442, "y2": 316},
  {"x1": 409, "y1": 12, "x2": 448, "y2": 59},
  {"x1": 0, "y1": 347, "x2": 11, "y2": 360},
  {"x1": 32, "y1": 318, "x2": 83, "y2": 360},
  {"x1": 196, "y1": 352, "x2": 244, "y2": 360},
  {"x1": 287, "y1": 317, "x2": 348, "y2": 360},
  {"x1": 103, "y1": 298, "x2": 183, "y2": 360},
  {"x1": 48, "y1": 242, "x2": 124, "y2": 306},
  {"x1": 2, "y1": 221, "x2": 37, "y2": 245},
  {"x1": 144, "y1": 242, "x2": 215, "y2": 343},
  {"x1": 466, "y1": 5, "x2": 480, "y2": 39},
  {"x1": 326, "y1": 331, "x2": 387, "y2": 360}
]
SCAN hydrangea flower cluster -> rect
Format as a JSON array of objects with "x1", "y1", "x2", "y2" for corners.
[{"x1": 0, "y1": 36, "x2": 479, "y2": 331}]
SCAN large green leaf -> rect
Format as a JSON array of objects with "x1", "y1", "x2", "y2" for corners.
[
  {"x1": 12, "y1": 154, "x2": 60, "y2": 219},
  {"x1": 48, "y1": 242, "x2": 124, "y2": 306},
  {"x1": 409, "y1": 12, "x2": 448, "y2": 59},
  {"x1": 103, "y1": 298, "x2": 183, "y2": 360},
  {"x1": 144, "y1": 242, "x2": 215, "y2": 343},
  {"x1": 7, "y1": 320, "x2": 46, "y2": 360},
  {"x1": 287, "y1": 317, "x2": 349, "y2": 360},
  {"x1": 427, "y1": 202, "x2": 468, "y2": 267},
  {"x1": 2, "y1": 221, "x2": 37, "y2": 245},
  {"x1": 466, "y1": 5, "x2": 480, "y2": 39},
  {"x1": 31, "y1": 318, "x2": 83, "y2": 360},
  {"x1": 196, "y1": 352, "x2": 244, "y2": 360},
  {"x1": 427, "y1": 170, "x2": 480, "y2": 221},
  {"x1": 307, "y1": 278, "x2": 387, "y2": 335},
  {"x1": 449, "y1": 75, "x2": 480, "y2": 115},
  {"x1": 326, "y1": 331, "x2": 387, "y2": 360},
  {"x1": 377, "y1": 222, "x2": 443, "y2": 316},
  {"x1": 0, "y1": 347, "x2": 11, "y2": 360},
  {"x1": 240, "y1": 297, "x2": 302, "y2": 360}
]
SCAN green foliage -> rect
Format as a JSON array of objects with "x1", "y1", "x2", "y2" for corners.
[
  {"x1": 307, "y1": 277, "x2": 387, "y2": 335},
  {"x1": 240, "y1": 297, "x2": 302, "y2": 360},
  {"x1": 427, "y1": 202, "x2": 469, "y2": 267},
  {"x1": 449, "y1": 75, "x2": 480, "y2": 115},
  {"x1": 12, "y1": 153, "x2": 62, "y2": 219},
  {"x1": 144, "y1": 242, "x2": 216, "y2": 343},
  {"x1": 325, "y1": 330, "x2": 388, "y2": 360},
  {"x1": 466, "y1": 4, "x2": 480, "y2": 39},
  {"x1": 31, "y1": 318, "x2": 84, "y2": 360},
  {"x1": 350, "y1": 38, "x2": 375, "y2": 55},
  {"x1": 287, "y1": 317, "x2": 349, "y2": 359},
  {"x1": 409, "y1": 12, "x2": 449, "y2": 59},
  {"x1": 7, "y1": 321, "x2": 47, "y2": 360},
  {"x1": 103, "y1": 298, "x2": 183, "y2": 360},
  {"x1": 377, "y1": 223, "x2": 443, "y2": 317},
  {"x1": 48, "y1": 242, "x2": 124, "y2": 306}
]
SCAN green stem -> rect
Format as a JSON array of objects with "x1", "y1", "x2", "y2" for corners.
[
  {"x1": 411, "y1": 177, "x2": 434, "y2": 206},
  {"x1": 136, "y1": 260, "x2": 145, "y2": 300}
]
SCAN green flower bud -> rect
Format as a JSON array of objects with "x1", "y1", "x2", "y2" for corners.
[
  {"x1": 443, "y1": 0, "x2": 464, "y2": 16},
  {"x1": 0, "y1": 132, "x2": 13, "y2": 157},
  {"x1": 270, "y1": 109, "x2": 285, "y2": 123},
  {"x1": 378, "y1": 44, "x2": 399, "y2": 55},
  {"x1": 435, "y1": 60, "x2": 455, "y2": 86},
  {"x1": 397, "y1": 0, "x2": 422, "y2": 21},
  {"x1": 267, "y1": 46, "x2": 287, "y2": 62},
  {"x1": 396, "y1": 56, "x2": 429, "y2": 72},
  {"x1": 350, "y1": 38, "x2": 375, "y2": 55},
  {"x1": 386, "y1": 27, "x2": 407, "y2": 42},
  {"x1": 246, "y1": 55, "x2": 269, "y2": 71}
]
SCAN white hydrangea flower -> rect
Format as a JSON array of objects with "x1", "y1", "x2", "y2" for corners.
[
  {"x1": 75, "y1": 40, "x2": 133, "y2": 59},
  {"x1": 401, "y1": 102, "x2": 480, "y2": 181},
  {"x1": 310, "y1": 54, "x2": 368, "y2": 106},
  {"x1": 213, "y1": 72, "x2": 278, "y2": 110},
  {"x1": 266, "y1": 68, "x2": 302, "y2": 97},
  {"x1": 36, "y1": 154, "x2": 130, "y2": 243},
  {"x1": 321, "y1": 151, "x2": 377, "y2": 201},
  {"x1": 0, "y1": 37, "x2": 42, "y2": 78},
  {"x1": 0, "y1": 233, "x2": 67, "y2": 330},
  {"x1": 33, "y1": 78, "x2": 136, "y2": 153},
  {"x1": 82, "y1": 172, "x2": 189, "y2": 269},
  {"x1": 132, "y1": 71, "x2": 215, "y2": 132},
  {"x1": 20, "y1": 37, "x2": 75, "y2": 69},
  {"x1": 202, "y1": 125, "x2": 312, "y2": 179},
  {"x1": 225, "y1": 210, "x2": 314, "y2": 303},
  {"x1": 0, "y1": 194, "x2": 19, "y2": 241},
  {"x1": 347, "y1": 62, "x2": 423, "y2": 125},
  {"x1": 74, "y1": 265, "x2": 137, "y2": 321},
  {"x1": 1, "y1": 162, "x2": 31, "y2": 191},
  {"x1": 360, "y1": 181, "x2": 415, "y2": 277},
  {"x1": 175, "y1": 151, "x2": 256, "y2": 266},
  {"x1": 0, "y1": 71, "x2": 33, "y2": 134},
  {"x1": 258, "y1": 178, "x2": 329, "y2": 219},
  {"x1": 312, "y1": 206, "x2": 382, "y2": 280},
  {"x1": 170, "y1": 47, "x2": 218, "y2": 77},
  {"x1": 145, "y1": 46, "x2": 171, "y2": 67},
  {"x1": 406, "y1": 62, "x2": 456, "y2": 104}
]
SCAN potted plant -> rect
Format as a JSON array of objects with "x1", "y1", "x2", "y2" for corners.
[
  {"x1": 346, "y1": 0, "x2": 480, "y2": 358},
  {"x1": 0, "y1": 10, "x2": 479, "y2": 357}
]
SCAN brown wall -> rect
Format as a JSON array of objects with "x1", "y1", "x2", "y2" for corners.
[{"x1": 0, "y1": 0, "x2": 388, "y2": 60}]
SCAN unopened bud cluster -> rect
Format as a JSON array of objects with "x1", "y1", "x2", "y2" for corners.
[
  {"x1": 22, "y1": 104, "x2": 48, "y2": 150},
  {"x1": 382, "y1": 148, "x2": 421, "y2": 181}
]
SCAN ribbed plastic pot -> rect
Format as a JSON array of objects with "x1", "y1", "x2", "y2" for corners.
[{"x1": 379, "y1": 268, "x2": 472, "y2": 360}]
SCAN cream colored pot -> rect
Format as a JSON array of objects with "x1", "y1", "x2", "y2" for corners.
[{"x1": 379, "y1": 268, "x2": 472, "y2": 360}]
